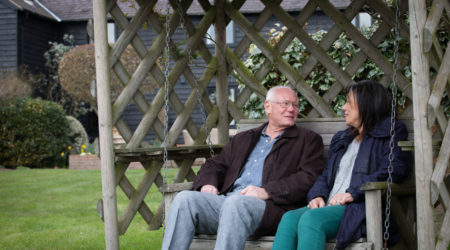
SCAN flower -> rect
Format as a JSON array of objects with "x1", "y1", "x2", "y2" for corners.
[
  {"x1": 68, "y1": 146, "x2": 72, "y2": 150},
  {"x1": 81, "y1": 144, "x2": 86, "y2": 149},
  {"x1": 60, "y1": 152, "x2": 65, "y2": 156}
]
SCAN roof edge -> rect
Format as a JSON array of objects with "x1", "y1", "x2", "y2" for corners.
[
  {"x1": 34, "y1": 0, "x2": 61, "y2": 22},
  {"x1": 3, "y1": 0, "x2": 23, "y2": 10}
]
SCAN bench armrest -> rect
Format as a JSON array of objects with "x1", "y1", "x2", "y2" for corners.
[
  {"x1": 361, "y1": 181, "x2": 415, "y2": 249},
  {"x1": 360, "y1": 181, "x2": 415, "y2": 195},
  {"x1": 159, "y1": 182, "x2": 193, "y2": 193},
  {"x1": 159, "y1": 182, "x2": 193, "y2": 225}
]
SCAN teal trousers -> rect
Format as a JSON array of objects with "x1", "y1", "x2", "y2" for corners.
[{"x1": 272, "y1": 205, "x2": 345, "y2": 250}]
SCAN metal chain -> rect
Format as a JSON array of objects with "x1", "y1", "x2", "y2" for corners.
[
  {"x1": 161, "y1": 5, "x2": 172, "y2": 229},
  {"x1": 162, "y1": 5, "x2": 171, "y2": 186},
  {"x1": 177, "y1": 0, "x2": 215, "y2": 157},
  {"x1": 383, "y1": 0, "x2": 400, "y2": 248}
]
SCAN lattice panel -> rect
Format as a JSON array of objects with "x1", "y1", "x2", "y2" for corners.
[
  {"x1": 97, "y1": 0, "x2": 449, "y2": 238},
  {"x1": 425, "y1": 0, "x2": 450, "y2": 249},
  {"x1": 225, "y1": 0, "x2": 418, "y2": 120}
]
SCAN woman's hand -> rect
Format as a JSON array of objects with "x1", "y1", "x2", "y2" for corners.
[
  {"x1": 328, "y1": 193, "x2": 354, "y2": 206},
  {"x1": 308, "y1": 197, "x2": 326, "y2": 209}
]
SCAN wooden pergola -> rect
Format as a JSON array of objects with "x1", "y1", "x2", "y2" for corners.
[{"x1": 92, "y1": 0, "x2": 449, "y2": 249}]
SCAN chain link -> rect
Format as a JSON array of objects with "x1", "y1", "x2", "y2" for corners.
[
  {"x1": 383, "y1": 0, "x2": 401, "y2": 248},
  {"x1": 177, "y1": 0, "x2": 215, "y2": 157}
]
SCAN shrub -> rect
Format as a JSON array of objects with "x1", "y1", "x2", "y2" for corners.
[
  {"x1": 66, "y1": 116, "x2": 89, "y2": 154},
  {"x1": 68, "y1": 143, "x2": 96, "y2": 155},
  {"x1": 58, "y1": 43, "x2": 158, "y2": 110},
  {"x1": 0, "y1": 68, "x2": 33, "y2": 100},
  {"x1": 0, "y1": 98, "x2": 70, "y2": 169},
  {"x1": 31, "y1": 34, "x2": 90, "y2": 117}
]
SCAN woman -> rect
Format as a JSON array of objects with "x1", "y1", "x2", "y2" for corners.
[{"x1": 272, "y1": 80, "x2": 412, "y2": 250}]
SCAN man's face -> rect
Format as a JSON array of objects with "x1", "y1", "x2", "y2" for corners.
[{"x1": 264, "y1": 88, "x2": 299, "y2": 129}]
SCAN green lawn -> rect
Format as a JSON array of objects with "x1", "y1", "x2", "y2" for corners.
[{"x1": 0, "y1": 168, "x2": 180, "y2": 250}]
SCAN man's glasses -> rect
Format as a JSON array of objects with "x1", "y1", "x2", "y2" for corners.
[{"x1": 269, "y1": 100, "x2": 300, "y2": 109}]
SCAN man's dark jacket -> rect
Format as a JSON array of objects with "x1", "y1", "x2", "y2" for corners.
[
  {"x1": 193, "y1": 123, "x2": 325, "y2": 236},
  {"x1": 307, "y1": 117, "x2": 412, "y2": 249}
]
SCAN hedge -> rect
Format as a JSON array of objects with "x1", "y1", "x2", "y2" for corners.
[{"x1": 0, "y1": 98, "x2": 70, "y2": 169}]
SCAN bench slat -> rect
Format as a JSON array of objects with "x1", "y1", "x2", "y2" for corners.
[
  {"x1": 191, "y1": 235, "x2": 371, "y2": 250},
  {"x1": 237, "y1": 118, "x2": 414, "y2": 147},
  {"x1": 114, "y1": 145, "x2": 224, "y2": 162}
]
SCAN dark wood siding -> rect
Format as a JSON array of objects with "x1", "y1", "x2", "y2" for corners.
[
  {"x1": 58, "y1": 21, "x2": 90, "y2": 46},
  {"x1": 18, "y1": 12, "x2": 58, "y2": 73},
  {"x1": 0, "y1": 2, "x2": 18, "y2": 71}
]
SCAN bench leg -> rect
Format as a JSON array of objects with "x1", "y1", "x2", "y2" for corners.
[{"x1": 365, "y1": 190, "x2": 383, "y2": 249}]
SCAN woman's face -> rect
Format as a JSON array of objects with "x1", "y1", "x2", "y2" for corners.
[{"x1": 342, "y1": 91, "x2": 361, "y2": 128}]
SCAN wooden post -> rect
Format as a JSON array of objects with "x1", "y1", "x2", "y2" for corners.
[
  {"x1": 93, "y1": 0, "x2": 119, "y2": 249},
  {"x1": 365, "y1": 190, "x2": 383, "y2": 249},
  {"x1": 215, "y1": 0, "x2": 229, "y2": 144},
  {"x1": 409, "y1": 0, "x2": 435, "y2": 249}
]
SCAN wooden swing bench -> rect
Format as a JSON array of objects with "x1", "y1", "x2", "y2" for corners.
[{"x1": 159, "y1": 118, "x2": 418, "y2": 250}]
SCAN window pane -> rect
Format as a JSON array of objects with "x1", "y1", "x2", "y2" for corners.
[
  {"x1": 107, "y1": 23, "x2": 116, "y2": 43},
  {"x1": 206, "y1": 25, "x2": 215, "y2": 44},
  {"x1": 206, "y1": 21, "x2": 234, "y2": 45},
  {"x1": 359, "y1": 13, "x2": 372, "y2": 27},
  {"x1": 226, "y1": 22, "x2": 234, "y2": 44}
]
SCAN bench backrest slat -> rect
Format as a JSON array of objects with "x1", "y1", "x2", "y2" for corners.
[{"x1": 237, "y1": 118, "x2": 414, "y2": 148}]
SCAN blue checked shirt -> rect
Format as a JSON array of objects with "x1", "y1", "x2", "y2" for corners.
[{"x1": 229, "y1": 127, "x2": 283, "y2": 194}]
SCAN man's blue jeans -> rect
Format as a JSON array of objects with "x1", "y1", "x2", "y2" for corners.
[{"x1": 161, "y1": 190, "x2": 266, "y2": 250}]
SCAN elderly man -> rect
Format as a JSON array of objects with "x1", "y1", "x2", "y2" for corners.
[{"x1": 162, "y1": 86, "x2": 325, "y2": 250}]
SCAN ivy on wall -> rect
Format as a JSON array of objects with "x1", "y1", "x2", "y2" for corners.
[{"x1": 237, "y1": 22, "x2": 440, "y2": 119}]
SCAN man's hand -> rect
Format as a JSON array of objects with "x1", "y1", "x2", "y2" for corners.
[
  {"x1": 308, "y1": 197, "x2": 325, "y2": 209},
  {"x1": 200, "y1": 184, "x2": 219, "y2": 195},
  {"x1": 328, "y1": 193, "x2": 354, "y2": 206},
  {"x1": 240, "y1": 185, "x2": 270, "y2": 200}
]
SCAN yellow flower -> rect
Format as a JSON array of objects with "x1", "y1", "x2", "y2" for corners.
[
  {"x1": 81, "y1": 149, "x2": 84, "y2": 153},
  {"x1": 68, "y1": 146, "x2": 72, "y2": 150},
  {"x1": 60, "y1": 152, "x2": 65, "y2": 156},
  {"x1": 82, "y1": 144, "x2": 86, "y2": 149}
]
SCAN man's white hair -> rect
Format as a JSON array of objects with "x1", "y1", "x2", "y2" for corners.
[{"x1": 266, "y1": 86, "x2": 296, "y2": 101}]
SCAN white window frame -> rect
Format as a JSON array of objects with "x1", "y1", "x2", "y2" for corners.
[
  {"x1": 206, "y1": 21, "x2": 234, "y2": 45},
  {"x1": 229, "y1": 88, "x2": 235, "y2": 125},
  {"x1": 107, "y1": 22, "x2": 116, "y2": 43},
  {"x1": 351, "y1": 13, "x2": 372, "y2": 28}
]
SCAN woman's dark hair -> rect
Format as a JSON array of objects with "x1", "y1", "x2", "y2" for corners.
[{"x1": 346, "y1": 80, "x2": 392, "y2": 135}]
